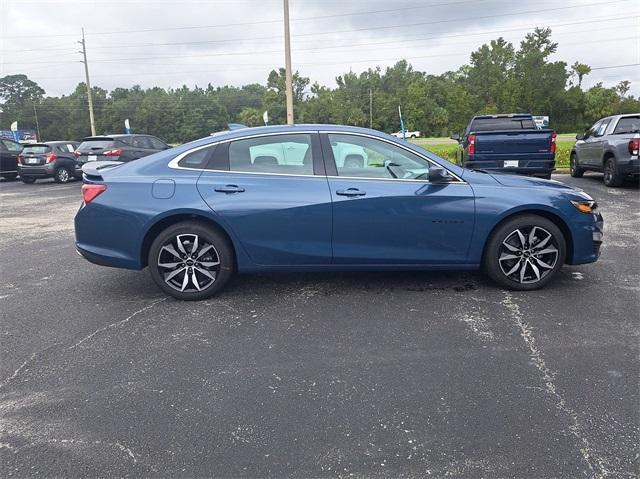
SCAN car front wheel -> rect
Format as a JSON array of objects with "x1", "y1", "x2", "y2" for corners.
[
  {"x1": 483, "y1": 215, "x2": 566, "y2": 290},
  {"x1": 148, "y1": 221, "x2": 234, "y2": 300}
]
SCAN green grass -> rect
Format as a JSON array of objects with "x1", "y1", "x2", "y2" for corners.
[{"x1": 411, "y1": 136, "x2": 576, "y2": 168}]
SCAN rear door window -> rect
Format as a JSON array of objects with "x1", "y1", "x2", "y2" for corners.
[
  {"x1": 132, "y1": 136, "x2": 152, "y2": 149},
  {"x1": 149, "y1": 137, "x2": 168, "y2": 150},
  {"x1": 228, "y1": 134, "x2": 315, "y2": 175}
]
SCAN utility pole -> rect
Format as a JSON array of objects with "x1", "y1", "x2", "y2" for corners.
[
  {"x1": 32, "y1": 101, "x2": 41, "y2": 140},
  {"x1": 283, "y1": 0, "x2": 294, "y2": 125},
  {"x1": 78, "y1": 28, "x2": 96, "y2": 136},
  {"x1": 369, "y1": 87, "x2": 373, "y2": 129}
]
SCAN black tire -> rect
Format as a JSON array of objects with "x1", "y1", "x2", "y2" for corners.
[
  {"x1": 148, "y1": 221, "x2": 234, "y2": 300},
  {"x1": 21, "y1": 177, "x2": 36, "y2": 184},
  {"x1": 53, "y1": 166, "x2": 72, "y2": 183},
  {"x1": 2, "y1": 174, "x2": 17, "y2": 181},
  {"x1": 539, "y1": 173, "x2": 552, "y2": 180},
  {"x1": 569, "y1": 153, "x2": 584, "y2": 178},
  {"x1": 483, "y1": 214, "x2": 566, "y2": 291},
  {"x1": 603, "y1": 157, "x2": 623, "y2": 187}
]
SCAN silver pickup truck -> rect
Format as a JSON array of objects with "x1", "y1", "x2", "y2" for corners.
[{"x1": 570, "y1": 113, "x2": 640, "y2": 187}]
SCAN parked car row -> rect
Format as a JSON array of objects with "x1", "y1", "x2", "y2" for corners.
[{"x1": 0, "y1": 134, "x2": 170, "y2": 184}]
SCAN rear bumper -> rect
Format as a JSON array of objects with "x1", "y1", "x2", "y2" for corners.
[
  {"x1": 18, "y1": 164, "x2": 83, "y2": 178},
  {"x1": 617, "y1": 157, "x2": 639, "y2": 175},
  {"x1": 464, "y1": 158, "x2": 555, "y2": 175}
]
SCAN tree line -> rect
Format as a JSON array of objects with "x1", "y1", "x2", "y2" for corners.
[{"x1": 1, "y1": 28, "x2": 638, "y2": 144}]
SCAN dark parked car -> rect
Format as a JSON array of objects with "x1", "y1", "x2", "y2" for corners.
[
  {"x1": 75, "y1": 134, "x2": 169, "y2": 166},
  {"x1": 0, "y1": 138, "x2": 23, "y2": 180},
  {"x1": 452, "y1": 114, "x2": 557, "y2": 179},
  {"x1": 75, "y1": 124, "x2": 603, "y2": 300},
  {"x1": 570, "y1": 113, "x2": 640, "y2": 187},
  {"x1": 18, "y1": 141, "x2": 80, "y2": 183}
]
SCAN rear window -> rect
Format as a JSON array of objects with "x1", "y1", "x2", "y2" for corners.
[
  {"x1": 22, "y1": 145, "x2": 50, "y2": 154},
  {"x1": 613, "y1": 116, "x2": 640, "y2": 134},
  {"x1": 470, "y1": 117, "x2": 536, "y2": 132},
  {"x1": 78, "y1": 139, "x2": 115, "y2": 150}
]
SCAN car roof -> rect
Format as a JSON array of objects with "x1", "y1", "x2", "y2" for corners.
[{"x1": 81, "y1": 134, "x2": 152, "y2": 140}]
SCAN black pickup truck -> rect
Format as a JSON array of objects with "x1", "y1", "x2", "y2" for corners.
[{"x1": 452, "y1": 114, "x2": 557, "y2": 179}]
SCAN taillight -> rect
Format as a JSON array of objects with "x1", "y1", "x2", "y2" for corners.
[
  {"x1": 81, "y1": 184, "x2": 107, "y2": 204},
  {"x1": 629, "y1": 138, "x2": 639, "y2": 156},
  {"x1": 550, "y1": 131, "x2": 557, "y2": 155},
  {"x1": 467, "y1": 134, "x2": 476, "y2": 155},
  {"x1": 74, "y1": 150, "x2": 81, "y2": 157},
  {"x1": 17, "y1": 155, "x2": 24, "y2": 164},
  {"x1": 46, "y1": 153, "x2": 58, "y2": 163},
  {"x1": 103, "y1": 149, "x2": 122, "y2": 157}
]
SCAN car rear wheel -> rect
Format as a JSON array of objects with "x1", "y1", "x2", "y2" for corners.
[
  {"x1": 21, "y1": 177, "x2": 36, "y2": 184},
  {"x1": 603, "y1": 157, "x2": 623, "y2": 187},
  {"x1": 54, "y1": 166, "x2": 72, "y2": 183},
  {"x1": 483, "y1": 215, "x2": 566, "y2": 290},
  {"x1": 148, "y1": 221, "x2": 234, "y2": 300},
  {"x1": 569, "y1": 153, "x2": 584, "y2": 178}
]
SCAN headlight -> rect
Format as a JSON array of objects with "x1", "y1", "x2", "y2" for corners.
[{"x1": 571, "y1": 200, "x2": 597, "y2": 213}]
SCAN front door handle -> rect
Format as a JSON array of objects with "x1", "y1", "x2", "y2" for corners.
[
  {"x1": 214, "y1": 184, "x2": 245, "y2": 193},
  {"x1": 336, "y1": 188, "x2": 366, "y2": 197}
]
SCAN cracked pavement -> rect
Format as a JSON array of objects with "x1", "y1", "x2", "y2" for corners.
[{"x1": 0, "y1": 174, "x2": 638, "y2": 478}]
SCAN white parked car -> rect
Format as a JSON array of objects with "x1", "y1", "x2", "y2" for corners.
[{"x1": 391, "y1": 130, "x2": 421, "y2": 139}]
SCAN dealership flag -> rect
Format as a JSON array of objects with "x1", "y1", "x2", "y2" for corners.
[
  {"x1": 398, "y1": 106, "x2": 406, "y2": 140},
  {"x1": 263, "y1": 111, "x2": 269, "y2": 126}
]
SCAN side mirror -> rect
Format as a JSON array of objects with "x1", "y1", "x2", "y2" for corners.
[
  {"x1": 428, "y1": 166, "x2": 453, "y2": 183},
  {"x1": 450, "y1": 133, "x2": 460, "y2": 142},
  {"x1": 576, "y1": 133, "x2": 585, "y2": 140}
]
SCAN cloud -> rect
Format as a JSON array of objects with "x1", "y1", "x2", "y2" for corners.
[{"x1": 1, "y1": 0, "x2": 638, "y2": 96}]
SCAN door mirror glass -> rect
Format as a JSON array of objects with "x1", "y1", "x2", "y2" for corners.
[
  {"x1": 450, "y1": 133, "x2": 460, "y2": 142},
  {"x1": 575, "y1": 133, "x2": 585, "y2": 140}
]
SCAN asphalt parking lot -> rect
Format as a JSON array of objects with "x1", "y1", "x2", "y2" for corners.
[{"x1": 1, "y1": 174, "x2": 638, "y2": 478}]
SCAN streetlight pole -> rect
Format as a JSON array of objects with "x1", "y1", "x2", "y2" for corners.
[
  {"x1": 283, "y1": 0, "x2": 294, "y2": 125},
  {"x1": 78, "y1": 28, "x2": 96, "y2": 136}
]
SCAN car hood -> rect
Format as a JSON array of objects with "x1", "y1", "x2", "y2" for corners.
[{"x1": 491, "y1": 173, "x2": 582, "y2": 192}]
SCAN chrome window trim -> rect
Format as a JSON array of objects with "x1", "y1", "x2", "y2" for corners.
[{"x1": 167, "y1": 129, "x2": 466, "y2": 183}]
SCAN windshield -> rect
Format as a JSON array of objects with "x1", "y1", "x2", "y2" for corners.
[
  {"x1": 613, "y1": 116, "x2": 640, "y2": 134},
  {"x1": 22, "y1": 145, "x2": 50, "y2": 155}
]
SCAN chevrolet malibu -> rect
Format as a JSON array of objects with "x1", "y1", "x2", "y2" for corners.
[{"x1": 75, "y1": 124, "x2": 603, "y2": 300}]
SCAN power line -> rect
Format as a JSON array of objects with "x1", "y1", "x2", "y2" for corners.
[
  {"x1": 1, "y1": 0, "x2": 632, "y2": 41},
  {"x1": 0, "y1": 0, "x2": 487, "y2": 39},
  {"x1": 5, "y1": 32, "x2": 636, "y2": 67}
]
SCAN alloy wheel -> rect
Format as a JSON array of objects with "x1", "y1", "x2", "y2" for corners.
[
  {"x1": 57, "y1": 168, "x2": 70, "y2": 183},
  {"x1": 604, "y1": 162, "x2": 613, "y2": 183},
  {"x1": 498, "y1": 226, "x2": 559, "y2": 284},
  {"x1": 157, "y1": 234, "x2": 221, "y2": 293}
]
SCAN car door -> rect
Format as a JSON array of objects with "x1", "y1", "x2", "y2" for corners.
[
  {"x1": 196, "y1": 132, "x2": 333, "y2": 266},
  {"x1": 579, "y1": 121, "x2": 601, "y2": 167},
  {"x1": 0, "y1": 139, "x2": 21, "y2": 175},
  {"x1": 321, "y1": 132, "x2": 475, "y2": 265},
  {"x1": 589, "y1": 119, "x2": 610, "y2": 169}
]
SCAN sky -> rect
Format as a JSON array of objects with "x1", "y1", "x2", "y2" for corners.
[{"x1": 1, "y1": 0, "x2": 639, "y2": 97}]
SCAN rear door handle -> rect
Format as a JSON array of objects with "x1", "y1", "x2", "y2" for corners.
[
  {"x1": 336, "y1": 188, "x2": 366, "y2": 197},
  {"x1": 214, "y1": 184, "x2": 245, "y2": 193}
]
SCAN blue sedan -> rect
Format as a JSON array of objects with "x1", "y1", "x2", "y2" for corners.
[{"x1": 75, "y1": 124, "x2": 603, "y2": 300}]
